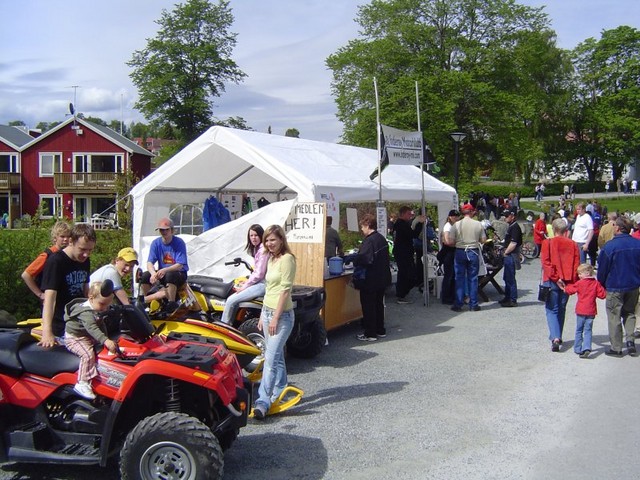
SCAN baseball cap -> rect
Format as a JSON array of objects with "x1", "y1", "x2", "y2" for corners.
[
  {"x1": 502, "y1": 208, "x2": 517, "y2": 217},
  {"x1": 117, "y1": 247, "x2": 138, "y2": 264},
  {"x1": 461, "y1": 203, "x2": 475, "y2": 213},
  {"x1": 156, "y1": 217, "x2": 174, "y2": 230}
]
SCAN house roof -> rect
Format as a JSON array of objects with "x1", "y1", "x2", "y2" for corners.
[
  {"x1": 21, "y1": 117, "x2": 153, "y2": 156},
  {"x1": 0, "y1": 125, "x2": 34, "y2": 150}
]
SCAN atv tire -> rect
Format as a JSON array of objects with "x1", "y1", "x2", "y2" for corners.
[
  {"x1": 120, "y1": 411, "x2": 223, "y2": 480},
  {"x1": 286, "y1": 315, "x2": 326, "y2": 359},
  {"x1": 238, "y1": 316, "x2": 266, "y2": 370}
]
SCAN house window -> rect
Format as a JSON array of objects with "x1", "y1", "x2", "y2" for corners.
[
  {"x1": 74, "y1": 153, "x2": 123, "y2": 173},
  {"x1": 39, "y1": 194, "x2": 62, "y2": 218},
  {"x1": 0, "y1": 153, "x2": 18, "y2": 173},
  {"x1": 170, "y1": 204, "x2": 203, "y2": 236},
  {"x1": 39, "y1": 153, "x2": 62, "y2": 177}
]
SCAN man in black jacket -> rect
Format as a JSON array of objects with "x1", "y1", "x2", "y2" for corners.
[{"x1": 393, "y1": 206, "x2": 420, "y2": 303}]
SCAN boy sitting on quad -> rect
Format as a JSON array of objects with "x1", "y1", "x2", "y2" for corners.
[{"x1": 64, "y1": 280, "x2": 118, "y2": 400}]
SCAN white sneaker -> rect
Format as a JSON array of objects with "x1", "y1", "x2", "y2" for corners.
[{"x1": 73, "y1": 382, "x2": 96, "y2": 400}]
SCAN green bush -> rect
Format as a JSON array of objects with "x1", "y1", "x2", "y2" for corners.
[{"x1": 0, "y1": 227, "x2": 132, "y2": 321}]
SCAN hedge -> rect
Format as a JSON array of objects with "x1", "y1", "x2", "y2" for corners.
[{"x1": 0, "y1": 227, "x2": 132, "y2": 323}]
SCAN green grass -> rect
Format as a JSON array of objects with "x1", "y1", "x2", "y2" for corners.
[{"x1": 521, "y1": 195, "x2": 640, "y2": 214}]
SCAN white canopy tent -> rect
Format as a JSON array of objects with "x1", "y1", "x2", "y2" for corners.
[{"x1": 130, "y1": 126, "x2": 456, "y2": 258}]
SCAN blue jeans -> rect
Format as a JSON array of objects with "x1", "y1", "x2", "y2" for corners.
[
  {"x1": 255, "y1": 307, "x2": 294, "y2": 411},
  {"x1": 576, "y1": 242, "x2": 587, "y2": 264},
  {"x1": 220, "y1": 282, "x2": 265, "y2": 324},
  {"x1": 454, "y1": 248, "x2": 480, "y2": 308},
  {"x1": 545, "y1": 281, "x2": 568, "y2": 341},
  {"x1": 502, "y1": 255, "x2": 518, "y2": 302},
  {"x1": 574, "y1": 315, "x2": 594, "y2": 353}
]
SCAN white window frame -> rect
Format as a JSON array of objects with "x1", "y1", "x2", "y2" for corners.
[
  {"x1": 73, "y1": 153, "x2": 124, "y2": 173},
  {"x1": 169, "y1": 203, "x2": 204, "y2": 236},
  {"x1": 39, "y1": 153, "x2": 62, "y2": 177},
  {"x1": 38, "y1": 194, "x2": 62, "y2": 218},
  {"x1": 0, "y1": 153, "x2": 19, "y2": 173}
]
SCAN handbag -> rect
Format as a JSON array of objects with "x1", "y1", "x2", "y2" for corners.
[
  {"x1": 538, "y1": 283, "x2": 550, "y2": 302},
  {"x1": 350, "y1": 265, "x2": 367, "y2": 290},
  {"x1": 537, "y1": 266, "x2": 550, "y2": 302},
  {"x1": 349, "y1": 243, "x2": 387, "y2": 290}
]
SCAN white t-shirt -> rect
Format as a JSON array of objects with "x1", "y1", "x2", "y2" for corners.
[
  {"x1": 572, "y1": 213, "x2": 594, "y2": 243},
  {"x1": 90, "y1": 263, "x2": 123, "y2": 291}
]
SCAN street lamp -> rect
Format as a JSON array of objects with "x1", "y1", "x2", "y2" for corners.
[{"x1": 450, "y1": 132, "x2": 467, "y2": 192}]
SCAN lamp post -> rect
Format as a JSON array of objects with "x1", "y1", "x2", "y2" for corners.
[{"x1": 450, "y1": 132, "x2": 466, "y2": 192}]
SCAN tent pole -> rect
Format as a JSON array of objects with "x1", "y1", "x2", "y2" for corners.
[{"x1": 416, "y1": 81, "x2": 429, "y2": 307}]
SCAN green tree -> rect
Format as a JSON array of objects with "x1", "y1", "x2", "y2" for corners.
[
  {"x1": 326, "y1": 0, "x2": 568, "y2": 186},
  {"x1": 128, "y1": 0, "x2": 246, "y2": 142},
  {"x1": 8, "y1": 120, "x2": 25, "y2": 127},
  {"x1": 216, "y1": 116, "x2": 253, "y2": 130},
  {"x1": 563, "y1": 26, "x2": 640, "y2": 184},
  {"x1": 84, "y1": 116, "x2": 107, "y2": 126},
  {"x1": 285, "y1": 128, "x2": 300, "y2": 138}
]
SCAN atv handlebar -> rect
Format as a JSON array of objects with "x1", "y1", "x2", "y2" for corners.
[{"x1": 224, "y1": 257, "x2": 254, "y2": 273}]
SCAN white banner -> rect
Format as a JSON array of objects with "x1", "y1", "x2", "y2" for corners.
[{"x1": 381, "y1": 124, "x2": 424, "y2": 165}]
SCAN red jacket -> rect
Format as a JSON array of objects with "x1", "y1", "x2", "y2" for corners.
[
  {"x1": 564, "y1": 277, "x2": 607, "y2": 316},
  {"x1": 541, "y1": 236, "x2": 580, "y2": 284},
  {"x1": 533, "y1": 219, "x2": 547, "y2": 244}
]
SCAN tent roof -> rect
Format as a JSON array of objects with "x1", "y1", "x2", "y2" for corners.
[
  {"x1": 131, "y1": 126, "x2": 456, "y2": 254},
  {"x1": 131, "y1": 126, "x2": 456, "y2": 203}
]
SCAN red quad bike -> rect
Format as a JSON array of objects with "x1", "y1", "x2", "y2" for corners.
[{"x1": 0, "y1": 303, "x2": 250, "y2": 479}]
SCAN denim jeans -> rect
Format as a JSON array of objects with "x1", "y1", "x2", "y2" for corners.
[
  {"x1": 220, "y1": 282, "x2": 265, "y2": 324},
  {"x1": 574, "y1": 315, "x2": 594, "y2": 353},
  {"x1": 255, "y1": 307, "x2": 295, "y2": 411},
  {"x1": 502, "y1": 255, "x2": 518, "y2": 302},
  {"x1": 576, "y1": 242, "x2": 588, "y2": 264},
  {"x1": 545, "y1": 281, "x2": 568, "y2": 341},
  {"x1": 454, "y1": 248, "x2": 480, "y2": 308}
]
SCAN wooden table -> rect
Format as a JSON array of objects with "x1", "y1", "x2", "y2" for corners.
[
  {"x1": 478, "y1": 266, "x2": 504, "y2": 302},
  {"x1": 322, "y1": 271, "x2": 362, "y2": 331}
]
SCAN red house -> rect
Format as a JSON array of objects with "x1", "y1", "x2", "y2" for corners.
[
  {"x1": 9, "y1": 118, "x2": 153, "y2": 225},
  {"x1": 0, "y1": 125, "x2": 34, "y2": 222}
]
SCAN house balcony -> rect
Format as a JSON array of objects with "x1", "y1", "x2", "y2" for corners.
[
  {"x1": 0, "y1": 172, "x2": 20, "y2": 191},
  {"x1": 54, "y1": 172, "x2": 122, "y2": 192}
]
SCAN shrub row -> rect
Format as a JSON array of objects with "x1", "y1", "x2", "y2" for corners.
[{"x1": 0, "y1": 228, "x2": 132, "y2": 322}]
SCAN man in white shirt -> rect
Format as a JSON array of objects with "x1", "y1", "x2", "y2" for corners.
[{"x1": 572, "y1": 202, "x2": 594, "y2": 264}]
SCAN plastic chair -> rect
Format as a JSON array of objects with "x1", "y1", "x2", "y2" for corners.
[{"x1": 424, "y1": 254, "x2": 444, "y2": 298}]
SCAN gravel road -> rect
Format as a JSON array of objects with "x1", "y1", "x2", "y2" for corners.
[{"x1": 2, "y1": 258, "x2": 638, "y2": 480}]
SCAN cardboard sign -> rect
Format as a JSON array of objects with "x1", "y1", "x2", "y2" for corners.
[{"x1": 284, "y1": 202, "x2": 325, "y2": 243}]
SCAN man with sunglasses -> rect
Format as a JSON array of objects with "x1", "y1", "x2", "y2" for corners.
[{"x1": 139, "y1": 217, "x2": 189, "y2": 309}]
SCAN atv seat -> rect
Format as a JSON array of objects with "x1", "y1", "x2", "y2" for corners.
[
  {"x1": 19, "y1": 343, "x2": 80, "y2": 377},
  {"x1": 0, "y1": 328, "x2": 37, "y2": 376},
  {"x1": 188, "y1": 275, "x2": 235, "y2": 299}
]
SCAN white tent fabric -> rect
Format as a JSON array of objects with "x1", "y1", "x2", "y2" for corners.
[
  {"x1": 130, "y1": 126, "x2": 456, "y2": 255},
  {"x1": 137, "y1": 200, "x2": 295, "y2": 280}
]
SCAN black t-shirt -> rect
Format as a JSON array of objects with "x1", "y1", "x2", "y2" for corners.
[
  {"x1": 41, "y1": 250, "x2": 90, "y2": 336},
  {"x1": 504, "y1": 221, "x2": 523, "y2": 247}
]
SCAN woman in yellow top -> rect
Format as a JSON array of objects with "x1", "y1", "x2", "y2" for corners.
[{"x1": 253, "y1": 225, "x2": 296, "y2": 420}]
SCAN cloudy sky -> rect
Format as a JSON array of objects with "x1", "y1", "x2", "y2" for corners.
[{"x1": 0, "y1": 0, "x2": 637, "y2": 142}]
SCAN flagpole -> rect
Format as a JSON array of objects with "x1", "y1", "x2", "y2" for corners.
[
  {"x1": 374, "y1": 77, "x2": 382, "y2": 202},
  {"x1": 416, "y1": 81, "x2": 429, "y2": 306}
]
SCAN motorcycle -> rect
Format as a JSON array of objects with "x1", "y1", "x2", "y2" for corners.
[
  {"x1": 0, "y1": 288, "x2": 250, "y2": 478},
  {"x1": 188, "y1": 257, "x2": 327, "y2": 359}
]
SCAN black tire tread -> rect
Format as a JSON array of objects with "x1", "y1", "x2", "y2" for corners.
[{"x1": 120, "y1": 411, "x2": 223, "y2": 480}]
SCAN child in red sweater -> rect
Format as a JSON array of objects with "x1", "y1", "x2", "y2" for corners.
[{"x1": 563, "y1": 263, "x2": 606, "y2": 358}]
